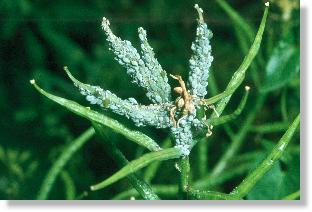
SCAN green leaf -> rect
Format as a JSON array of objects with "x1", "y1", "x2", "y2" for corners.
[
  {"x1": 230, "y1": 114, "x2": 300, "y2": 199},
  {"x1": 30, "y1": 80, "x2": 161, "y2": 152},
  {"x1": 246, "y1": 161, "x2": 284, "y2": 200},
  {"x1": 260, "y1": 38, "x2": 300, "y2": 93},
  {"x1": 247, "y1": 151, "x2": 300, "y2": 200},
  {"x1": 90, "y1": 148, "x2": 181, "y2": 191},
  {"x1": 277, "y1": 153, "x2": 300, "y2": 198}
]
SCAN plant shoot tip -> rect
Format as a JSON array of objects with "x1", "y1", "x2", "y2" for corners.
[
  {"x1": 245, "y1": 86, "x2": 250, "y2": 91},
  {"x1": 30, "y1": 79, "x2": 36, "y2": 85},
  {"x1": 265, "y1": 2, "x2": 270, "y2": 7}
]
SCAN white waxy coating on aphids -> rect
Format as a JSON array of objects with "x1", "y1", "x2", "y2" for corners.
[
  {"x1": 70, "y1": 4, "x2": 216, "y2": 156},
  {"x1": 101, "y1": 18, "x2": 171, "y2": 104},
  {"x1": 187, "y1": 4, "x2": 213, "y2": 99}
]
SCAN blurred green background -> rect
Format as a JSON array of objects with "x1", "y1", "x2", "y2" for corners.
[{"x1": 0, "y1": 0, "x2": 299, "y2": 200}]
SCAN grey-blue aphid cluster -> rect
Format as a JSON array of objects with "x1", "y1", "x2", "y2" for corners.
[{"x1": 71, "y1": 4, "x2": 213, "y2": 155}]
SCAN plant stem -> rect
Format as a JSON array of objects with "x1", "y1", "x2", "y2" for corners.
[
  {"x1": 37, "y1": 127, "x2": 95, "y2": 200},
  {"x1": 179, "y1": 156, "x2": 190, "y2": 199}
]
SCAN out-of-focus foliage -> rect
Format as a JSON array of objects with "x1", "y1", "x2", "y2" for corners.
[{"x1": 0, "y1": 0, "x2": 299, "y2": 200}]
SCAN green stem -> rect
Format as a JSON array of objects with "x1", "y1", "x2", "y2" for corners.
[
  {"x1": 198, "y1": 137, "x2": 208, "y2": 178},
  {"x1": 37, "y1": 127, "x2": 95, "y2": 200},
  {"x1": 230, "y1": 114, "x2": 300, "y2": 199},
  {"x1": 179, "y1": 156, "x2": 190, "y2": 199}
]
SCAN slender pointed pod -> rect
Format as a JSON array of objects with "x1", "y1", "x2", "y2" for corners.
[
  {"x1": 230, "y1": 114, "x2": 300, "y2": 199},
  {"x1": 208, "y1": 3, "x2": 269, "y2": 118},
  {"x1": 101, "y1": 18, "x2": 171, "y2": 104},
  {"x1": 187, "y1": 4, "x2": 213, "y2": 98},
  {"x1": 30, "y1": 80, "x2": 161, "y2": 152},
  {"x1": 207, "y1": 86, "x2": 250, "y2": 126},
  {"x1": 90, "y1": 148, "x2": 182, "y2": 191},
  {"x1": 64, "y1": 67, "x2": 172, "y2": 129}
]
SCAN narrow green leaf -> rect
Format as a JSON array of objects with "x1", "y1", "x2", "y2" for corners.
[
  {"x1": 30, "y1": 80, "x2": 161, "y2": 152},
  {"x1": 37, "y1": 127, "x2": 95, "y2": 200},
  {"x1": 260, "y1": 37, "x2": 300, "y2": 93},
  {"x1": 90, "y1": 148, "x2": 181, "y2": 191},
  {"x1": 93, "y1": 122, "x2": 160, "y2": 200},
  {"x1": 230, "y1": 114, "x2": 300, "y2": 199}
]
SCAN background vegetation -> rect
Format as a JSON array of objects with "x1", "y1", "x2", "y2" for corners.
[{"x1": 0, "y1": 0, "x2": 299, "y2": 200}]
